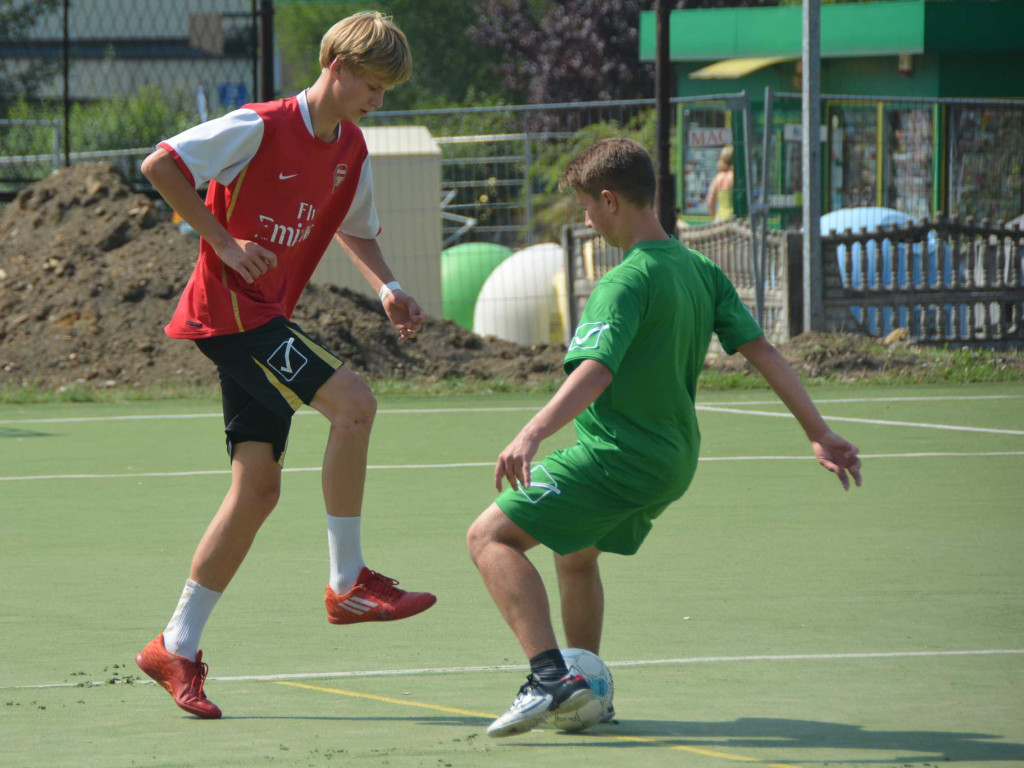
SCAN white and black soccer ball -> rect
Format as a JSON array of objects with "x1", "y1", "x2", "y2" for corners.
[{"x1": 548, "y1": 647, "x2": 615, "y2": 732}]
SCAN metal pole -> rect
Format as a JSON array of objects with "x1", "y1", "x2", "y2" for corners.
[
  {"x1": 524, "y1": 133, "x2": 534, "y2": 246},
  {"x1": 562, "y1": 225, "x2": 578, "y2": 336},
  {"x1": 801, "y1": 0, "x2": 823, "y2": 331},
  {"x1": 741, "y1": 93, "x2": 762, "y2": 326},
  {"x1": 760, "y1": 86, "x2": 774, "y2": 331},
  {"x1": 259, "y1": 0, "x2": 274, "y2": 101},
  {"x1": 251, "y1": 0, "x2": 259, "y2": 100},
  {"x1": 62, "y1": 0, "x2": 70, "y2": 165},
  {"x1": 655, "y1": 0, "x2": 675, "y2": 235},
  {"x1": 52, "y1": 119, "x2": 61, "y2": 171}
]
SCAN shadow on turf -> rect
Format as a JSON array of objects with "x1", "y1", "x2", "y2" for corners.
[
  {"x1": 0, "y1": 427, "x2": 52, "y2": 438},
  {"x1": 218, "y1": 714, "x2": 1024, "y2": 762},
  {"x1": 513, "y1": 716, "x2": 1024, "y2": 763}
]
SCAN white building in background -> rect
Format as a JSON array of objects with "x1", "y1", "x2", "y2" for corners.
[{"x1": 4, "y1": 0, "x2": 260, "y2": 113}]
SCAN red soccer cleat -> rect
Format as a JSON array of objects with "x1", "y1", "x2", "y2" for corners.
[
  {"x1": 325, "y1": 567, "x2": 437, "y2": 625},
  {"x1": 135, "y1": 634, "x2": 222, "y2": 719}
]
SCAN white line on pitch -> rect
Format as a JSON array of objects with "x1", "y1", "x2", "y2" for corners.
[
  {"x1": 2, "y1": 451, "x2": 1022, "y2": 482},
  {"x1": 2, "y1": 393, "x2": 1021, "y2": 426},
  {"x1": 0, "y1": 462, "x2": 491, "y2": 482},
  {"x1": 0, "y1": 407, "x2": 538, "y2": 426},
  {"x1": 8, "y1": 648, "x2": 1023, "y2": 691},
  {"x1": 699, "y1": 405, "x2": 1024, "y2": 435}
]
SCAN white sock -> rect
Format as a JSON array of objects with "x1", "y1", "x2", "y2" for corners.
[
  {"x1": 327, "y1": 513, "x2": 366, "y2": 594},
  {"x1": 163, "y1": 579, "x2": 221, "y2": 661}
]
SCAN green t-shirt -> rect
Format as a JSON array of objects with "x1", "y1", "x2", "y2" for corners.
[{"x1": 564, "y1": 238, "x2": 763, "y2": 498}]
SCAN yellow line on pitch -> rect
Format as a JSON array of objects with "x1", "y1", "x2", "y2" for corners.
[
  {"x1": 275, "y1": 680, "x2": 495, "y2": 718},
  {"x1": 276, "y1": 681, "x2": 802, "y2": 768}
]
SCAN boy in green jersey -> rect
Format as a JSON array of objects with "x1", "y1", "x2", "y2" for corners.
[{"x1": 467, "y1": 137, "x2": 862, "y2": 738}]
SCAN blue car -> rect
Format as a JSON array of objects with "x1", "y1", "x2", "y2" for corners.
[{"x1": 820, "y1": 207, "x2": 957, "y2": 336}]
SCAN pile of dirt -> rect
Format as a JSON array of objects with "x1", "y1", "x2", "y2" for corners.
[
  {"x1": 709, "y1": 331, "x2": 924, "y2": 380},
  {"x1": 0, "y1": 163, "x2": 567, "y2": 390},
  {"x1": 3, "y1": 162, "x2": 1016, "y2": 393}
]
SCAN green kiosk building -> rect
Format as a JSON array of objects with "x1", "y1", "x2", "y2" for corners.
[{"x1": 639, "y1": 0, "x2": 1024, "y2": 225}]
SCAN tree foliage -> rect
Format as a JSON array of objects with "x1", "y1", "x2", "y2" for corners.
[
  {"x1": 468, "y1": 0, "x2": 655, "y2": 104},
  {"x1": 0, "y1": 0, "x2": 62, "y2": 110},
  {"x1": 466, "y1": 0, "x2": 781, "y2": 105},
  {"x1": 274, "y1": 0, "x2": 511, "y2": 110},
  {"x1": 6, "y1": 86, "x2": 196, "y2": 154}
]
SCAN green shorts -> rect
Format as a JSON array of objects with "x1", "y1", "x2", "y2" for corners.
[{"x1": 495, "y1": 443, "x2": 677, "y2": 556}]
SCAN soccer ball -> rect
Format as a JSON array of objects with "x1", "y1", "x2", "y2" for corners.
[{"x1": 548, "y1": 648, "x2": 615, "y2": 732}]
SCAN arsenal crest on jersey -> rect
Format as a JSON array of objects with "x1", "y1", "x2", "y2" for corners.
[{"x1": 333, "y1": 164, "x2": 348, "y2": 191}]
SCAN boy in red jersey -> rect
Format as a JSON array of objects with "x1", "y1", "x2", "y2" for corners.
[{"x1": 134, "y1": 11, "x2": 436, "y2": 719}]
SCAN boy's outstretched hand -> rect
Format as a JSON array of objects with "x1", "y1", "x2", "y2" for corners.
[{"x1": 812, "y1": 429, "x2": 862, "y2": 490}]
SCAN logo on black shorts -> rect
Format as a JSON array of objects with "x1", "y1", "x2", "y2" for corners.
[
  {"x1": 517, "y1": 464, "x2": 561, "y2": 504},
  {"x1": 267, "y1": 337, "x2": 308, "y2": 382}
]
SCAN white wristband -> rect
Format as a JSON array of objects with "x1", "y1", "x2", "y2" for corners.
[{"x1": 378, "y1": 281, "x2": 401, "y2": 302}]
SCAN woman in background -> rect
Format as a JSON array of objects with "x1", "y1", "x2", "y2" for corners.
[{"x1": 706, "y1": 144, "x2": 735, "y2": 221}]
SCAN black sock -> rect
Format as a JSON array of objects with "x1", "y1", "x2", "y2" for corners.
[{"x1": 529, "y1": 648, "x2": 568, "y2": 682}]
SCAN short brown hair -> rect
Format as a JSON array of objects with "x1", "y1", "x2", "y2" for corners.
[
  {"x1": 559, "y1": 137, "x2": 656, "y2": 208},
  {"x1": 319, "y1": 11, "x2": 412, "y2": 88}
]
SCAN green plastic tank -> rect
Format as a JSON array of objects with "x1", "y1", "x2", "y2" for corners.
[{"x1": 440, "y1": 242, "x2": 513, "y2": 331}]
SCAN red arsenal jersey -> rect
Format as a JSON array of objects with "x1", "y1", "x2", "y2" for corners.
[{"x1": 160, "y1": 91, "x2": 380, "y2": 339}]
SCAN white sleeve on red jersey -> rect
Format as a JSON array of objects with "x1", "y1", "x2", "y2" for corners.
[
  {"x1": 160, "y1": 109, "x2": 265, "y2": 188},
  {"x1": 338, "y1": 154, "x2": 381, "y2": 239}
]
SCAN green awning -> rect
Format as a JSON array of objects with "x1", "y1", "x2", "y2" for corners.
[{"x1": 640, "y1": 2, "x2": 931, "y2": 62}]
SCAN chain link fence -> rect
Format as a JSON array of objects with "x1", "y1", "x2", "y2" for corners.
[
  {"x1": 3, "y1": 4, "x2": 1021, "y2": 346},
  {"x1": 0, "y1": 0, "x2": 264, "y2": 197},
  {"x1": 364, "y1": 99, "x2": 664, "y2": 251}
]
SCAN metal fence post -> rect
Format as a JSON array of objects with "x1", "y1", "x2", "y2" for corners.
[
  {"x1": 524, "y1": 133, "x2": 534, "y2": 246},
  {"x1": 562, "y1": 224, "x2": 577, "y2": 333},
  {"x1": 758, "y1": 86, "x2": 774, "y2": 331},
  {"x1": 655, "y1": 0, "x2": 675, "y2": 235},
  {"x1": 52, "y1": 119, "x2": 61, "y2": 171},
  {"x1": 259, "y1": 0, "x2": 274, "y2": 101},
  {"x1": 62, "y1": 0, "x2": 70, "y2": 165},
  {"x1": 802, "y1": 0, "x2": 823, "y2": 331},
  {"x1": 741, "y1": 91, "x2": 763, "y2": 326}
]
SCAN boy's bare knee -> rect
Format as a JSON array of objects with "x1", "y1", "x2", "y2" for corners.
[
  {"x1": 314, "y1": 369, "x2": 377, "y2": 429},
  {"x1": 466, "y1": 517, "x2": 489, "y2": 563},
  {"x1": 254, "y1": 479, "x2": 282, "y2": 508},
  {"x1": 235, "y1": 477, "x2": 281, "y2": 518},
  {"x1": 555, "y1": 548, "x2": 601, "y2": 575},
  {"x1": 467, "y1": 505, "x2": 537, "y2": 564}
]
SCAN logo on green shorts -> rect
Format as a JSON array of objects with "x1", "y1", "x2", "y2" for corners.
[
  {"x1": 569, "y1": 322, "x2": 609, "y2": 351},
  {"x1": 517, "y1": 464, "x2": 561, "y2": 504}
]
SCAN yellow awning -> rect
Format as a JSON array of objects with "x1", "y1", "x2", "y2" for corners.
[{"x1": 688, "y1": 56, "x2": 796, "y2": 80}]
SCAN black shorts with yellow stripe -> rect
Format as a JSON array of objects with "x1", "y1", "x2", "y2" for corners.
[{"x1": 195, "y1": 316, "x2": 343, "y2": 464}]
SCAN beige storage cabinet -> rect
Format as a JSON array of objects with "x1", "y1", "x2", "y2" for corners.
[{"x1": 312, "y1": 125, "x2": 442, "y2": 318}]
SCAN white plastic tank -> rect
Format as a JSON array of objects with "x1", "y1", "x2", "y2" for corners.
[{"x1": 472, "y1": 242, "x2": 566, "y2": 345}]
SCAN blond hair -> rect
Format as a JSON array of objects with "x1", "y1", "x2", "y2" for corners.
[
  {"x1": 717, "y1": 145, "x2": 734, "y2": 171},
  {"x1": 319, "y1": 11, "x2": 412, "y2": 88}
]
